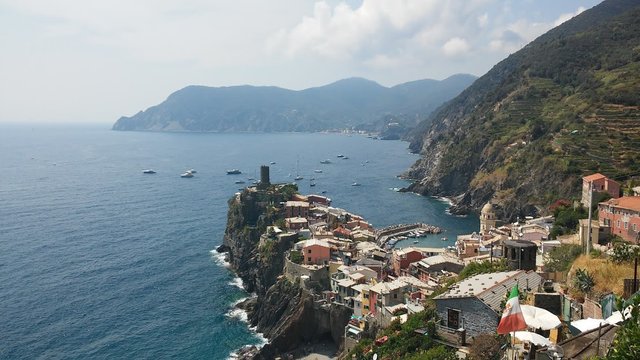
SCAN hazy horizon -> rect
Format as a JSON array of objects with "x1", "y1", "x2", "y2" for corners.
[{"x1": 0, "y1": 0, "x2": 603, "y2": 124}]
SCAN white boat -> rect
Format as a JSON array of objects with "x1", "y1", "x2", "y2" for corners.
[
  {"x1": 270, "y1": 161, "x2": 276, "y2": 164},
  {"x1": 337, "y1": 154, "x2": 344, "y2": 158},
  {"x1": 310, "y1": 181, "x2": 316, "y2": 187},
  {"x1": 181, "y1": 171, "x2": 194, "y2": 178},
  {"x1": 294, "y1": 175, "x2": 304, "y2": 181},
  {"x1": 226, "y1": 169, "x2": 241, "y2": 175},
  {"x1": 314, "y1": 169, "x2": 323, "y2": 173},
  {"x1": 142, "y1": 169, "x2": 156, "y2": 174},
  {"x1": 234, "y1": 180, "x2": 245, "y2": 184},
  {"x1": 320, "y1": 159, "x2": 331, "y2": 164},
  {"x1": 351, "y1": 182, "x2": 361, "y2": 186}
]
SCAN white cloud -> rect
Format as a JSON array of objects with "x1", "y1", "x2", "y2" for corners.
[
  {"x1": 442, "y1": 37, "x2": 471, "y2": 57},
  {"x1": 554, "y1": 6, "x2": 586, "y2": 26}
]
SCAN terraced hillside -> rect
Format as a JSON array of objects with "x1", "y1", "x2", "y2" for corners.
[{"x1": 407, "y1": 0, "x2": 640, "y2": 219}]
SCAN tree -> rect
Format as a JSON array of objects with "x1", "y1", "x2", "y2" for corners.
[{"x1": 544, "y1": 244, "x2": 582, "y2": 272}]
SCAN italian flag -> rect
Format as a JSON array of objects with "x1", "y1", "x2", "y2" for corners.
[{"x1": 497, "y1": 285, "x2": 527, "y2": 334}]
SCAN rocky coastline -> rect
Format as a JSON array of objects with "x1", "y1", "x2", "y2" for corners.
[{"x1": 218, "y1": 186, "x2": 350, "y2": 359}]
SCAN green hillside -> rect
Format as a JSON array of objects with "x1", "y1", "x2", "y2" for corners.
[
  {"x1": 112, "y1": 75, "x2": 476, "y2": 133},
  {"x1": 407, "y1": 0, "x2": 640, "y2": 219}
]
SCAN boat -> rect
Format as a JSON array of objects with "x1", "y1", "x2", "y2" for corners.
[
  {"x1": 294, "y1": 175, "x2": 304, "y2": 181},
  {"x1": 413, "y1": 240, "x2": 419, "y2": 244},
  {"x1": 142, "y1": 169, "x2": 156, "y2": 174},
  {"x1": 314, "y1": 169, "x2": 323, "y2": 173},
  {"x1": 234, "y1": 180, "x2": 245, "y2": 184},
  {"x1": 226, "y1": 169, "x2": 241, "y2": 175},
  {"x1": 294, "y1": 157, "x2": 303, "y2": 180},
  {"x1": 351, "y1": 182, "x2": 361, "y2": 186},
  {"x1": 310, "y1": 181, "x2": 316, "y2": 187},
  {"x1": 337, "y1": 154, "x2": 344, "y2": 158},
  {"x1": 441, "y1": 237, "x2": 448, "y2": 241},
  {"x1": 181, "y1": 171, "x2": 194, "y2": 178},
  {"x1": 320, "y1": 159, "x2": 331, "y2": 164},
  {"x1": 342, "y1": 156, "x2": 349, "y2": 160},
  {"x1": 270, "y1": 161, "x2": 276, "y2": 164}
]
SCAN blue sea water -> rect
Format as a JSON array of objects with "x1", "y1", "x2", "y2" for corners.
[{"x1": 0, "y1": 125, "x2": 478, "y2": 359}]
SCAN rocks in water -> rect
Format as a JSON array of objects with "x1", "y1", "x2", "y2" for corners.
[{"x1": 216, "y1": 244, "x2": 230, "y2": 253}]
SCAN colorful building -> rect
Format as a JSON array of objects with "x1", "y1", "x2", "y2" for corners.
[
  {"x1": 582, "y1": 173, "x2": 620, "y2": 208},
  {"x1": 285, "y1": 200, "x2": 310, "y2": 218},
  {"x1": 392, "y1": 247, "x2": 424, "y2": 276},
  {"x1": 598, "y1": 196, "x2": 640, "y2": 243},
  {"x1": 301, "y1": 239, "x2": 331, "y2": 265}
]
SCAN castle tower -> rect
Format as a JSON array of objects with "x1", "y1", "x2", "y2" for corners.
[
  {"x1": 258, "y1": 165, "x2": 270, "y2": 189},
  {"x1": 480, "y1": 202, "x2": 496, "y2": 235}
]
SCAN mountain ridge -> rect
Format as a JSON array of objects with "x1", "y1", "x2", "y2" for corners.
[
  {"x1": 112, "y1": 74, "x2": 477, "y2": 133},
  {"x1": 406, "y1": 0, "x2": 640, "y2": 220}
]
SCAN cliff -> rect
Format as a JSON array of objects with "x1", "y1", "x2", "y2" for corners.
[
  {"x1": 221, "y1": 186, "x2": 351, "y2": 358},
  {"x1": 112, "y1": 75, "x2": 476, "y2": 133},
  {"x1": 406, "y1": 0, "x2": 640, "y2": 220}
]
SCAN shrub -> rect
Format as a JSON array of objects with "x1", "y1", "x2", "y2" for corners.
[{"x1": 544, "y1": 244, "x2": 583, "y2": 272}]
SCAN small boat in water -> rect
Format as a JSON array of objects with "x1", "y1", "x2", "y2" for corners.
[
  {"x1": 227, "y1": 169, "x2": 242, "y2": 175},
  {"x1": 310, "y1": 181, "x2": 316, "y2": 187},
  {"x1": 441, "y1": 237, "x2": 448, "y2": 241},
  {"x1": 337, "y1": 154, "x2": 344, "y2": 158},
  {"x1": 234, "y1": 180, "x2": 245, "y2": 184},
  {"x1": 181, "y1": 171, "x2": 194, "y2": 178},
  {"x1": 142, "y1": 169, "x2": 156, "y2": 174},
  {"x1": 314, "y1": 169, "x2": 323, "y2": 173},
  {"x1": 270, "y1": 161, "x2": 276, "y2": 164},
  {"x1": 294, "y1": 175, "x2": 304, "y2": 181},
  {"x1": 351, "y1": 182, "x2": 361, "y2": 186}
]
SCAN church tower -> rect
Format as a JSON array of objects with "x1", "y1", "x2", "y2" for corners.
[{"x1": 480, "y1": 202, "x2": 497, "y2": 235}]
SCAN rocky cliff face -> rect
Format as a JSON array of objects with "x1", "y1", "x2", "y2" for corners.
[
  {"x1": 221, "y1": 187, "x2": 351, "y2": 358},
  {"x1": 405, "y1": 0, "x2": 640, "y2": 220}
]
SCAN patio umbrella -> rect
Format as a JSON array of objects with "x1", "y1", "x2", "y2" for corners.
[
  {"x1": 571, "y1": 318, "x2": 608, "y2": 333},
  {"x1": 513, "y1": 331, "x2": 552, "y2": 347},
  {"x1": 520, "y1": 305, "x2": 561, "y2": 330},
  {"x1": 605, "y1": 306, "x2": 633, "y2": 325}
]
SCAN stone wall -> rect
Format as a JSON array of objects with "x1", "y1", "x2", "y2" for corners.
[
  {"x1": 284, "y1": 258, "x2": 329, "y2": 290},
  {"x1": 435, "y1": 297, "x2": 498, "y2": 339}
]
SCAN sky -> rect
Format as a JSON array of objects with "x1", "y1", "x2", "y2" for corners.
[{"x1": 0, "y1": 0, "x2": 603, "y2": 124}]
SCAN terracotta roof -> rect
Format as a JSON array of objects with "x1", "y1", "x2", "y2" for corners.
[
  {"x1": 602, "y1": 196, "x2": 640, "y2": 212},
  {"x1": 583, "y1": 173, "x2": 606, "y2": 182}
]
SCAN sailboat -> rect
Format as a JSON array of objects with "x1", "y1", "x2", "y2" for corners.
[{"x1": 294, "y1": 157, "x2": 303, "y2": 180}]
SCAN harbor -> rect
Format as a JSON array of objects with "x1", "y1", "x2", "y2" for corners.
[{"x1": 375, "y1": 223, "x2": 442, "y2": 249}]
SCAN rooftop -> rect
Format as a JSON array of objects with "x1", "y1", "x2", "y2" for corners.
[
  {"x1": 434, "y1": 270, "x2": 543, "y2": 313},
  {"x1": 286, "y1": 200, "x2": 310, "y2": 207},
  {"x1": 300, "y1": 239, "x2": 331, "y2": 248},
  {"x1": 583, "y1": 173, "x2": 606, "y2": 182},
  {"x1": 600, "y1": 196, "x2": 640, "y2": 212}
]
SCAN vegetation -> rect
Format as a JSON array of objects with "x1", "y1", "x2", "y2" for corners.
[
  {"x1": 568, "y1": 255, "x2": 636, "y2": 297},
  {"x1": 289, "y1": 250, "x2": 303, "y2": 264},
  {"x1": 468, "y1": 333, "x2": 505, "y2": 360},
  {"x1": 595, "y1": 294, "x2": 640, "y2": 359},
  {"x1": 544, "y1": 244, "x2": 583, "y2": 272},
  {"x1": 572, "y1": 268, "x2": 596, "y2": 294},
  {"x1": 458, "y1": 259, "x2": 508, "y2": 280},
  {"x1": 550, "y1": 205, "x2": 587, "y2": 238},
  {"x1": 346, "y1": 308, "x2": 458, "y2": 360},
  {"x1": 408, "y1": 1, "x2": 640, "y2": 218},
  {"x1": 611, "y1": 242, "x2": 640, "y2": 264}
]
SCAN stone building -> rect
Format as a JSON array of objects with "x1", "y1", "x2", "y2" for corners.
[{"x1": 503, "y1": 240, "x2": 537, "y2": 271}]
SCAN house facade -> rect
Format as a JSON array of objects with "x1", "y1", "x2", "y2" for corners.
[
  {"x1": 598, "y1": 196, "x2": 640, "y2": 243},
  {"x1": 581, "y1": 173, "x2": 620, "y2": 208},
  {"x1": 434, "y1": 270, "x2": 543, "y2": 338},
  {"x1": 301, "y1": 239, "x2": 331, "y2": 265}
]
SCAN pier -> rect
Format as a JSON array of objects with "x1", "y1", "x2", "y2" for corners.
[{"x1": 375, "y1": 223, "x2": 442, "y2": 249}]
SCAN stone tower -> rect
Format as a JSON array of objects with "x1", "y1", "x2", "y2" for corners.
[
  {"x1": 480, "y1": 202, "x2": 496, "y2": 235},
  {"x1": 258, "y1": 165, "x2": 270, "y2": 190}
]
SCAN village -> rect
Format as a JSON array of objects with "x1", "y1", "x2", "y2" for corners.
[{"x1": 240, "y1": 166, "x2": 640, "y2": 359}]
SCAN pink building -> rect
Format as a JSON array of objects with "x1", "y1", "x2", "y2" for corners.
[
  {"x1": 392, "y1": 248, "x2": 424, "y2": 276},
  {"x1": 302, "y1": 239, "x2": 331, "y2": 265},
  {"x1": 598, "y1": 197, "x2": 640, "y2": 243},
  {"x1": 582, "y1": 173, "x2": 620, "y2": 208}
]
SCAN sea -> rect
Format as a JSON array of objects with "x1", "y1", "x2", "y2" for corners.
[{"x1": 0, "y1": 124, "x2": 478, "y2": 359}]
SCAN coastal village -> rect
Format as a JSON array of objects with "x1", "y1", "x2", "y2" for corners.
[{"x1": 227, "y1": 166, "x2": 640, "y2": 360}]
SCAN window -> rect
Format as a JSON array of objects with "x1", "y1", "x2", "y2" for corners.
[
  {"x1": 308, "y1": 249, "x2": 312, "y2": 254},
  {"x1": 634, "y1": 224, "x2": 637, "y2": 232},
  {"x1": 447, "y1": 308, "x2": 461, "y2": 329},
  {"x1": 307, "y1": 257, "x2": 311, "y2": 262},
  {"x1": 624, "y1": 222, "x2": 629, "y2": 230},
  {"x1": 394, "y1": 293, "x2": 398, "y2": 299},
  {"x1": 617, "y1": 220, "x2": 621, "y2": 228}
]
